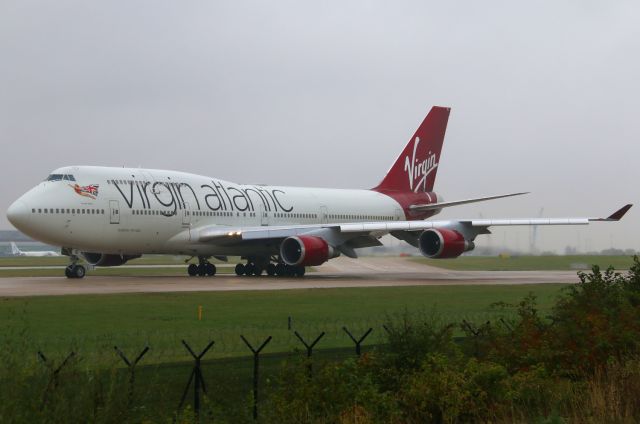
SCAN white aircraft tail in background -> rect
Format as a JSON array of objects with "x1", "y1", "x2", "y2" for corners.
[{"x1": 10, "y1": 242, "x2": 59, "y2": 257}]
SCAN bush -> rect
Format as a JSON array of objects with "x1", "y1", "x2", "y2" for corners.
[{"x1": 263, "y1": 356, "x2": 398, "y2": 424}]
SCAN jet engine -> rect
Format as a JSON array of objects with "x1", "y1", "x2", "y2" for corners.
[
  {"x1": 418, "y1": 228, "x2": 474, "y2": 259},
  {"x1": 280, "y1": 236, "x2": 339, "y2": 266},
  {"x1": 82, "y1": 253, "x2": 141, "y2": 267}
]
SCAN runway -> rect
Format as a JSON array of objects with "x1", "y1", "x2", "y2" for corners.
[{"x1": 0, "y1": 257, "x2": 580, "y2": 297}]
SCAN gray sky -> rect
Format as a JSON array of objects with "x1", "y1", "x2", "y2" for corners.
[{"x1": 1, "y1": 0, "x2": 638, "y2": 253}]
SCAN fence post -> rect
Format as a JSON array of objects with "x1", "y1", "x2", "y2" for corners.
[
  {"x1": 241, "y1": 335, "x2": 272, "y2": 421},
  {"x1": 114, "y1": 345, "x2": 149, "y2": 408},
  {"x1": 177, "y1": 340, "x2": 214, "y2": 421},
  {"x1": 38, "y1": 351, "x2": 76, "y2": 407},
  {"x1": 461, "y1": 320, "x2": 490, "y2": 356},
  {"x1": 293, "y1": 331, "x2": 325, "y2": 377},
  {"x1": 342, "y1": 327, "x2": 373, "y2": 357},
  {"x1": 499, "y1": 318, "x2": 514, "y2": 332}
]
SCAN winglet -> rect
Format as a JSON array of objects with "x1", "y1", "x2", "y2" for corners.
[{"x1": 607, "y1": 204, "x2": 632, "y2": 221}]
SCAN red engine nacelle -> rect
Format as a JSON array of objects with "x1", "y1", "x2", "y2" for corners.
[
  {"x1": 82, "y1": 252, "x2": 141, "y2": 267},
  {"x1": 280, "y1": 236, "x2": 338, "y2": 266},
  {"x1": 418, "y1": 228, "x2": 475, "y2": 259}
]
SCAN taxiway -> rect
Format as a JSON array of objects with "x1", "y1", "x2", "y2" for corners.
[{"x1": 0, "y1": 257, "x2": 579, "y2": 297}]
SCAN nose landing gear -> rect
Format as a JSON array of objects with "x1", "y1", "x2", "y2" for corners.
[{"x1": 187, "y1": 257, "x2": 216, "y2": 277}]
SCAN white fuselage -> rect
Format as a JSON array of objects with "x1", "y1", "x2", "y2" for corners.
[
  {"x1": 13, "y1": 250, "x2": 59, "y2": 257},
  {"x1": 9, "y1": 166, "x2": 410, "y2": 257}
]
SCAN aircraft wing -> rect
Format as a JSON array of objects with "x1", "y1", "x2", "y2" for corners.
[
  {"x1": 196, "y1": 204, "x2": 632, "y2": 254},
  {"x1": 409, "y1": 192, "x2": 529, "y2": 212}
]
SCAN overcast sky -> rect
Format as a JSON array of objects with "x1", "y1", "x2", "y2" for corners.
[{"x1": 1, "y1": 0, "x2": 638, "y2": 253}]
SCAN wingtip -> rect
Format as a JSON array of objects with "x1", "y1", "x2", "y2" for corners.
[{"x1": 607, "y1": 204, "x2": 633, "y2": 221}]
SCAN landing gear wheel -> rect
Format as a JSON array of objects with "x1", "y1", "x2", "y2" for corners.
[
  {"x1": 285, "y1": 265, "x2": 296, "y2": 277},
  {"x1": 275, "y1": 263, "x2": 286, "y2": 277},
  {"x1": 197, "y1": 264, "x2": 206, "y2": 277},
  {"x1": 244, "y1": 263, "x2": 256, "y2": 276},
  {"x1": 72, "y1": 265, "x2": 86, "y2": 279},
  {"x1": 294, "y1": 266, "x2": 306, "y2": 277},
  {"x1": 266, "y1": 264, "x2": 276, "y2": 276},
  {"x1": 205, "y1": 263, "x2": 216, "y2": 276},
  {"x1": 187, "y1": 264, "x2": 198, "y2": 277},
  {"x1": 235, "y1": 263, "x2": 245, "y2": 276},
  {"x1": 65, "y1": 265, "x2": 73, "y2": 279}
]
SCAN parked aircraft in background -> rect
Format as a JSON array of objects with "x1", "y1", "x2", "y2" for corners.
[
  {"x1": 10, "y1": 242, "x2": 60, "y2": 257},
  {"x1": 6, "y1": 106, "x2": 631, "y2": 279}
]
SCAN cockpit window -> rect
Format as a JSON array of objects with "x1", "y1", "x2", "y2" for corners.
[{"x1": 46, "y1": 174, "x2": 76, "y2": 182}]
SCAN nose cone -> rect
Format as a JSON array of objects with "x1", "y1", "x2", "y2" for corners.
[{"x1": 7, "y1": 199, "x2": 30, "y2": 231}]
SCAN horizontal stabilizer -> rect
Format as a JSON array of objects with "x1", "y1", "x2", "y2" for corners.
[
  {"x1": 590, "y1": 204, "x2": 633, "y2": 222},
  {"x1": 409, "y1": 192, "x2": 528, "y2": 212}
]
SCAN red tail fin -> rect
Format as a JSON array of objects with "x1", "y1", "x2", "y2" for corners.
[{"x1": 374, "y1": 106, "x2": 450, "y2": 193}]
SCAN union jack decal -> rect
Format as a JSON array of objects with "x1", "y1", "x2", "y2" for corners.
[{"x1": 69, "y1": 184, "x2": 99, "y2": 200}]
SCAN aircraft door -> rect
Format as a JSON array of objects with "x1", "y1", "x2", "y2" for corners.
[
  {"x1": 182, "y1": 202, "x2": 191, "y2": 227},
  {"x1": 259, "y1": 204, "x2": 270, "y2": 226},
  {"x1": 319, "y1": 205, "x2": 328, "y2": 224},
  {"x1": 109, "y1": 200, "x2": 120, "y2": 224}
]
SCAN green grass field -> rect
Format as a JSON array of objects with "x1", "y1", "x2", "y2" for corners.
[
  {"x1": 0, "y1": 284, "x2": 571, "y2": 421},
  {"x1": 412, "y1": 255, "x2": 636, "y2": 271},
  {"x1": 1, "y1": 284, "x2": 567, "y2": 360}
]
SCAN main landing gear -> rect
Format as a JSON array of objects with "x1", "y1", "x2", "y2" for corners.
[
  {"x1": 187, "y1": 257, "x2": 216, "y2": 277},
  {"x1": 65, "y1": 254, "x2": 86, "y2": 279},
  {"x1": 234, "y1": 258, "x2": 305, "y2": 278}
]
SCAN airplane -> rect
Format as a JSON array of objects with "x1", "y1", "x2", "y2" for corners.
[
  {"x1": 10, "y1": 241, "x2": 60, "y2": 257},
  {"x1": 5, "y1": 106, "x2": 632, "y2": 279}
]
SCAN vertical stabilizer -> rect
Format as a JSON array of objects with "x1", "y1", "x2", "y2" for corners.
[
  {"x1": 10, "y1": 242, "x2": 21, "y2": 256},
  {"x1": 374, "y1": 106, "x2": 450, "y2": 193}
]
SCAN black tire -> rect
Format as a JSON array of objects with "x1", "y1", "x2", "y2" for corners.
[
  {"x1": 266, "y1": 264, "x2": 276, "y2": 276},
  {"x1": 285, "y1": 265, "x2": 296, "y2": 277},
  {"x1": 73, "y1": 265, "x2": 86, "y2": 279},
  {"x1": 295, "y1": 266, "x2": 306, "y2": 277},
  {"x1": 197, "y1": 264, "x2": 206, "y2": 277},
  {"x1": 235, "y1": 263, "x2": 245, "y2": 276},
  {"x1": 275, "y1": 263, "x2": 286, "y2": 277},
  {"x1": 206, "y1": 263, "x2": 216, "y2": 276},
  {"x1": 245, "y1": 263, "x2": 255, "y2": 276},
  {"x1": 65, "y1": 266, "x2": 74, "y2": 279},
  {"x1": 187, "y1": 264, "x2": 198, "y2": 277},
  {"x1": 253, "y1": 266, "x2": 263, "y2": 276}
]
